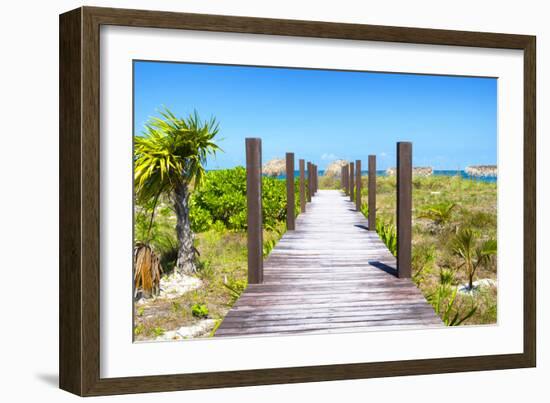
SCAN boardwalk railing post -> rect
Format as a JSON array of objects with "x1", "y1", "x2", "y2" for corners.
[
  {"x1": 340, "y1": 166, "x2": 345, "y2": 191},
  {"x1": 349, "y1": 162, "x2": 355, "y2": 202},
  {"x1": 397, "y1": 142, "x2": 412, "y2": 278},
  {"x1": 355, "y1": 160, "x2": 361, "y2": 211},
  {"x1": 246, "y1": 138, "x2": 263, "y2": 284},
  {"x1": 342, "y1": 164, "x2": 349, "y2": 194},
  {"x1": 299, "y1": 159, "x2": 306, "y2": 213},
  {"x1": 286, "y1": 152, "x2": 295, "y2": 230},
  {"x1": 311, "y1": 163, "x2": 315, "y2": 196},
  {"x1": 345, "y1": 164, "x2": 350, "y2": 195},
  {"x1": 346, "y1": 164, "x2": 350, "y2": 196},
  {"x1": 368, "y1": 155, "x2": 376, "y2": 231},
  {"x1": 314, "y1": 164, "x2": 318, "y2": 194},
  {"x1": 307, "y1": 162, "x2": 312, "y2": 202},
  {"x1": 314, "y1": 165, "x2": 319, "y2": 193}
]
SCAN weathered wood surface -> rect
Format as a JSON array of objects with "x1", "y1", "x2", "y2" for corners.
[{"x1": 216, "y1": 189, "x2": 441, "y2": 337}]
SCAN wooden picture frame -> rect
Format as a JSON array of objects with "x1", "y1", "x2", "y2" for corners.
[{"x1": 59, "y1": 6, "x2": 536, "y2": 396}]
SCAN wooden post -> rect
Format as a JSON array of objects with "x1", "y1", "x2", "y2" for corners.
[
  {"x1": 346, "y1": 164, "x2": 350, "y2": 195},
  {"x1": 342, "y1": 164, "x2": 349, "y2": 194},
  {"x1": 317, "y1": 165, "x2": 319, "y2": 192},
  {"x1": 313, "y1": 165, "x2": 316, "y2": 194},
  {"x1": 349, "y1": 162, "x2": 355, "y2": 202},
  {"x1": 312, "y1": 164, "x2": 315, "y2": 194},
  {"x1": 246, "y1": 138, "x2": 263, "y2": 284},
  {"x1": 299, "y1": 159, "x2": 306, "y2": 213},
  {"x1": 397, "y1": 142, "x2": 412, "y2": 278},
  {"x1": 368, "y1": 155, "x2": 376, "y2": 231},
  {"x1": 355, "y1": 160, "x2": 361, "y2": 211},
  {"x1": 286, "y1": 152, "x2": 295, "y2": 230},
  {"x1": 314, "y1": 164, "x2": 318, "y2": 194},
  {"x1": 307, "y1": 162, "x2": 312, "y2": 202},
  {"x1": 341, "y1": 166, "x2": 345, "y2": 191}
]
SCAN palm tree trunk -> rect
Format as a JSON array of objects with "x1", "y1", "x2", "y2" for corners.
[{"x1": 173, "y1": 182, "x2": 196, "y2": 274}]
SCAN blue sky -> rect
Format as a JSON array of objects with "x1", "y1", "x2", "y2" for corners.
[{"x1": 134, "y1": 61, "x2": 497, "y2": 170}]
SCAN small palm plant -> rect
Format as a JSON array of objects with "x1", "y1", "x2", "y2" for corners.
[
  {"x1": 376, "y1": 221, "x2": 397, "y2": 256},
  {"x1": 134, "y1": 107, "x2": 221, "y2": 277},
  {"x1": 452, "y1": 227, "x2": 497, "y2": 290},
  {"x1": 427, "y1": 267, "x2": 477, "y2": 326},
  {"x1": 418, "y1": 201, "x2": 456, "y2": 226}
]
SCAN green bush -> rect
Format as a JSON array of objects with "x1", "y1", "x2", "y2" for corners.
[
  {"x1": 190, "y1": 167, "x2": 300, "y2": 232},
  {"x1": 376, "y1": 221, "x2": 397, "y2": 256},
  {"x1": 189, "y1": 198, "x2": 213, "y2": 232},
  {"x1": 191, "y1": 303, "x2": 209, "y2": 318}
]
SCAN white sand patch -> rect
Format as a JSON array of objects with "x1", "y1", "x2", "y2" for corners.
[
  {"x1": 155, "y1": 319, "x2": 217, "y2": 341},
  {"x1": 457, "y1": 278, "x2": 497, "y2": 295},
  {"x1": 136, "y1": 272, "x2": 202, "y2": 304}
]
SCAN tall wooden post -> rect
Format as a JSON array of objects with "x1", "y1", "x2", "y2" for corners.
[
  {"x1": 246, "y1": 138, "x2": 263, "y2": 284},
  {"x1": 348, "y1": 164, "x2": 351, "y2": 195},
  {"x1": 342, "y1": 164, "x2": 349, "y2": 194},
  {"x1": 286, "y1": 152, "x2": 295, "y2": 230},
  {"x1": 397, "y1": 142, "x2": 412, "y2": 278},
  {"x1": 299, "y1": 159, "x2": 306, "y2": 213},
  {"x1": 355, "y1": 160, "x2": 361, "y2": 211},
  {"x1": 314, "y1": 164, "x2": 318, "y2": 194},
  {"x1": 368, "y1": 155, "x2": 376, "y2": 231},
  {"x1": 341, "y1": 166, "x2": 345, "y2": 191},
  {"x1": 349, "y1": 162, "x2": 355, "y2": 202},
  {"x1": 307, "y1": 162, "x2": 312, "y2": 202},
  {"x1": 311, "y1": 164, "x2": 315, "y2": 196}
]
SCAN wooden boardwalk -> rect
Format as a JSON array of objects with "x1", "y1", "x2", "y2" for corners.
[{"x1": 216, "y1": 189, "x2": 442, "y2": 337}]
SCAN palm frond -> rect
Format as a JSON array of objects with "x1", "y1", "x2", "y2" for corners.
[{"x1": 134, "y1": 106, "x2": 222, "y2": 204}]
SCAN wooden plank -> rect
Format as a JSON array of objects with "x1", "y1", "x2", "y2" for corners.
[{"x1": 246, "y1": 138, "x2": 263, "y2": 284}]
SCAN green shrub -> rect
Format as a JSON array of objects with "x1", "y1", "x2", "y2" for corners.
[
  {"x1": 191, "y1": 303, "x2": 209, "y2": 318},
  {"x1": 376, "y1": 221, "x2": 397, "y2": 256},
  {"x1": 190, "y1": 167, "x2": 298, "y2": 231},
  {"x1": 134, "y1": 323, "x2": 145, "y2": 335},
  {"x1": 151, "y1": 326, "x2": 165, "y2": 337},
  {"x1": 417, "y1": 201, "x2": 457, "y2": 226},
  {"x1": 189, "y1": 198, "x2": 213, "y2": 232}
]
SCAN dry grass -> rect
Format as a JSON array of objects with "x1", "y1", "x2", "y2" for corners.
[
  {"x1": 134, "y1": 225, "x2": 284, "y2": 340},
  {"x1": 356, "y1": 174, "x2": 498, "y2": 325}
]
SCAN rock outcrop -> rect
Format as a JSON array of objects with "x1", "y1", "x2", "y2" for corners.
[
  {"x1": 465, "y1": 165, "x2": 497, "y2": 177},
  {"x1": 262, "y1": 158, "x2": 286, "y2": 177},
  {"x1": 386, "y1": 167, "x2": 433, "y2": 176},
  {"x1": 324, "y1": 160, "x2": 349, "y2": 177}
]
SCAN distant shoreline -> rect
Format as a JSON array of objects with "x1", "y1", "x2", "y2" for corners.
[{"x1": 205, "y1": 168, "x2": 497, "y2": 183}]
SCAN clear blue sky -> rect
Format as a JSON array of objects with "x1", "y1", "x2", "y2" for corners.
[{"x1": 134, "y1": 61, "x2": 497, "y2": 170}]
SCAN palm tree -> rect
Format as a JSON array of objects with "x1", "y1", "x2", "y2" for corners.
[
  {"x1": 418, "y1": 201, "x2": 456, "y2": 226},
  {"x1": 452, "y1": 227, "x2": 497, "y2": 290},
  {"x1": 134, "y1": 107, "x2": 220, "y2": 274}
]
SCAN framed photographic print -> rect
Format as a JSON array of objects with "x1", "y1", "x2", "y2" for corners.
[{"x1": 59, "y1": 6, "x2": 536, "y2": 396}]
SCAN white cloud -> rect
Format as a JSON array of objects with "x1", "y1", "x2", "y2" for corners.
[{"x1": 321, "y1": 153, "x2": 338, "y2": 160}]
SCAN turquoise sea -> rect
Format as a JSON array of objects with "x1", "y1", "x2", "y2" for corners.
[{"x1": 273, "y1": 170, "x2": 497, "y2": 183}]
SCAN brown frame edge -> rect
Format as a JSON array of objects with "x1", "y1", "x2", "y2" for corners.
[{"x1": 59, "y1": 6, "x2": 536, "y2": 396}]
